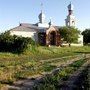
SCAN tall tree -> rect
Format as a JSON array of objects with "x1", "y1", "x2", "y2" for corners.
[
  {"x1": 82, "y1": 29, "x2": 90, "y2": 44},
  {"x1": 59, "y1": 26, "x2": 80, "y2": 46}
]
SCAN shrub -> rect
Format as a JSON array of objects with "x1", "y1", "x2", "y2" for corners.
[{"x1": 0, "y1": 31, "x2": 34, "y2": 53}]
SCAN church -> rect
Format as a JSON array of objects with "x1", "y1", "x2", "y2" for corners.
[
  {"x1": 10, "y1": 16, "x2": 61, "y2": 46},
  {"x1": 10, "y1": 3, "x2": 83, "y2": 46}
]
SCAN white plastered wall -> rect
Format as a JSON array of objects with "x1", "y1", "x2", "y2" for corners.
[{"x1": 10, "y1": 31, "x2": 38, "y2": 42}]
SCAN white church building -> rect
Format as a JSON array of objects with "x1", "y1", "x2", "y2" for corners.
[{"x1": 10, "y1": 3, "x2": 83, "y2": 46}]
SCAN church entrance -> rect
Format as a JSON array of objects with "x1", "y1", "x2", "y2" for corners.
[{"x1": 46, "y1": 30, "x2": 61, "y2": 46}]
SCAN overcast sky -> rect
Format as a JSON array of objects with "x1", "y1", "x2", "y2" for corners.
[{"x1": 0, "y1": 0, "x2": 90, "y2": 33}]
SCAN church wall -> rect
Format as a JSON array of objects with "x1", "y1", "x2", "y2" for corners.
[
  {"x1": 62, "y1": 43, "x2": 83, "y2": 46},
  {"x1": 38, "y1": 23, "x2": 49, "y2": 28},
  {"x1": 78, "y1": 35, "x2": 83, "y2": 46},
  {"x1": 10, "y1": 31, "x2": 38, "y2": 42}
]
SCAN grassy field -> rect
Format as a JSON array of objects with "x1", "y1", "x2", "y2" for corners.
[
  {"x1": 0, "y1": 46, "x2": 90, "y2": 59},
  {"x1": 0, "y1": 46, "x2": 90, "y2": 89},
  {"x1": 36, "y1": 59, "x2": 87, "y2": 90}
]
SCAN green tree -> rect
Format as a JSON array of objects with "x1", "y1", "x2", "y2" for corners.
[
  {"x1": 59, "y1": 26, "x2": 80, "y2": 46},
  {"x1": 82, "y1": 29, "x2": 90, "y2": 44}
]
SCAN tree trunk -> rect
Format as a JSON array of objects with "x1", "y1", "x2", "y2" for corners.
[{"x1": 69, "y1": 43, "x2": 71, "y2": 47}]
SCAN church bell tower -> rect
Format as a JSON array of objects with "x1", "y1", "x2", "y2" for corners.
[
  {"x1": 65, "y1": 2, "x2": 75, "y2": 27},
  {"x1": 38, "y1": 3, "x2": 49, "y2": 28}
]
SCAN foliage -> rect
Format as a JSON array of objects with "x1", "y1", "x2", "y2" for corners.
[
  {"x1": 59, "y1": 26, "x2": 80, "y2": 45},
  {"x1": 0, "y1": 31, "x2": 33, "y2": 53},
  {"x1": 82, "y1": 29, "x2": 90, "y2": 44}
]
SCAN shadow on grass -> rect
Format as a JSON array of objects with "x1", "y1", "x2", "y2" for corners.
[
  {"x1": 74, "y1": 52, "x2": 90, "y2": 54},
  {"x1": 0, "y1": 51, "x2": 22, "y2": 55}
]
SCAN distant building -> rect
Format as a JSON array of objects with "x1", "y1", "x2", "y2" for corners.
[{"x1": 10, "y1": 3, "x2": 83, "y2": 46}]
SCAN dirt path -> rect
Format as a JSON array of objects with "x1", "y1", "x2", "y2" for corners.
[
  {"x1": 59, "y1": 59, "x2": 90, "y2": 90},
  {"x1": 5, "y1": 54, "x2": 90, "y2": 90}
]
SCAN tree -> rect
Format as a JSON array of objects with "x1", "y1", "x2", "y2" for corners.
[
  {"x1": 82, "y1": 29, "x2": 90, "y2": 44},
  {"x1": 59, "y1": 26, "x2": 80, "y2": 46}
]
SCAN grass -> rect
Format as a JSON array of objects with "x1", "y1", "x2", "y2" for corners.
[
  {"x1": 37, "y1": 58, "x2": 87, "y2": 89},
  {"x1": 0, "y1": 46, "x2": 90, "y2": 60},
  {"x1": 0, "y1": 45, "x2": 89, "y2": 88}
]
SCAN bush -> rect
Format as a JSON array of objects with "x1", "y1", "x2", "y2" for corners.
[
  {"x1": 0, "y1": 31, "x2": 34, "y2": 53},
  {"x1": 82, "y1": 29, "x2": 90, "y2": 44}
]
